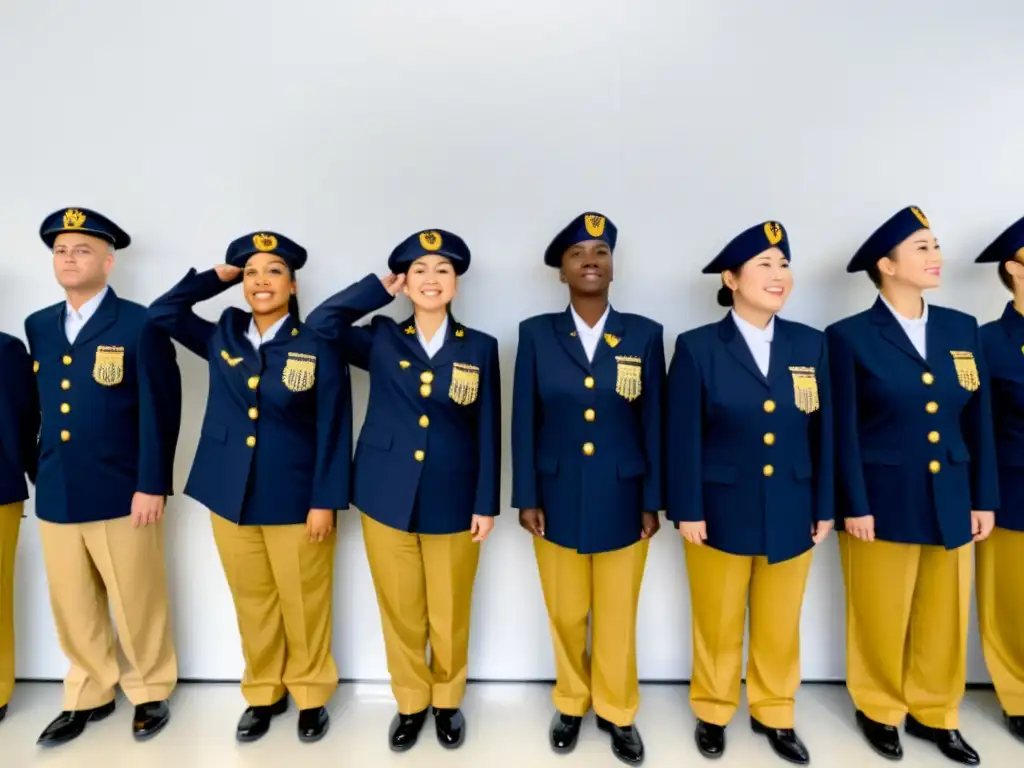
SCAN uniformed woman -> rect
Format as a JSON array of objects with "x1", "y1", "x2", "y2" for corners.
[
  {"x1": 826, "y1": 206, "x2": 998, "y2": 765},
  {"x1": 972, "y1": 215, "x2": 1024, "y2": 744},
  {"x1": 511, "y1": 212, "x2": 664, "y2": 766},
  {"x1": 666, "y1": 222, "x2": 832, "y2": 765},
  {"x1": 305, "y1": 229, "x2": 500, "y2": 752},
  {"x1": 148, "y1": 232, "x2": 350, "y2": 744}
]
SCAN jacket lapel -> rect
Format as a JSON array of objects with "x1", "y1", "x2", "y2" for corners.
[
  {"x1": 69, "y1": 288, "x2": 119, "y2": 348},
  {"x1": 428, "y1": 317, "x2": 467, "y2": 370},
  {"x1": 591, "y1": 308, "x2": 625, "y2": 368},
  {"x1": 870, "y1": 296, "x2": 928, "y2": 368},
  {"x1": 554, "y1": 308, "x2": 593, "y2": 373},
  {"x1": 392, "y1": 315, "x2": 430, "y2": 367},
  {"x1": 766, "y1": 319, "x2": 792, "y2": 386},
  {"x1": 718, "y1": 313, "x2": 769, "y2": 388}
]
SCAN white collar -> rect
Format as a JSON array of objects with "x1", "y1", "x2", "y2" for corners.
[
  {"x1": 247, "y1": 313, "x2": 290, "y2": 344},
  {"x1": 730, "y1": 309, "x2": 775, "y2": 342},
  {"x1": 66, "y1": 285, "x2": 109, "y2": 319},
  {"x1": 880, "y1": 293, "x2": 929, "y2": 325},
  {"x1": 417, "y1": 313, "x2": 449, "y2": 343},
  {"x1": 570, "y1": 303, "x2": 610, "y2": 335}
]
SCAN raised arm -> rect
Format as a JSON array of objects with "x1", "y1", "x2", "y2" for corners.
[
  {"x1": 148, "y1": 267, "x2": 237, "y2": 358},
  {"x1": 305, "y1": 273, "x2": 398, "y2": 370}
]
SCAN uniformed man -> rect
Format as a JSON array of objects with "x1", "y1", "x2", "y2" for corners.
[
  {"x1": 511, "y1": 212, "x2": 664, "y2": 766},
  {"x1": 306, "y1": 229, "x2": 501, "y2": 752},
  {"x1": 667, "y1": 222, "x2": 833, "y2": 765},
  {"x1": 826, "y1": 206, "x2": 998, "y2": 765},
  {"x1": 0, "y1": 331, "x2": 40, "y2": 725},
  {"x1": 27, "y1": 208, "x2": 182, "y2": 747},
  {"x1": 973, "y1": 215, "x2": 1024, "y2": 744}
]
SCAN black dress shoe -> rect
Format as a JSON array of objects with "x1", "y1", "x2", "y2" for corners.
[
  {"x1": 389, "y1": 709, "x2": 427, "y2": 752},
  {"x1": 0, "y1": 703, "x2": 6, "y2": 724},
  {"x1": 695, "y1": 719, "x2": 726, "y2": 759},
  {"x1": 751, "y1": 717, "x2": 809, "y2": 765},
  {"x1": 905, "y1": 715, "x2": 979, "y2": 765},
  {"x1": 298, "y1": 707, "x2": 329, "y2": 743},
  {"x1": 133, "y1": 700, "x2": 170, "y2": 740},
  {"x1": 434, "y1": 707, "x2": 466, "y2": 749},
  {"x1": 597, "y1": 715, "x2": 645, "y2": 765},
  {"x1": 550, "y1": 712, "x2": 583, "y2": 753},
  {"x1": 37, "y1": 699, "x2": 116, "y2": 747},
  {"x1": 1006, "y1": 713, "x2": 1024, "y2": 744},
  {"x1": 855, "y1": 710, "x2": 903, "y2": 760},
  {"x1": 236, "y1": 697, "x2": 288, "y2": 743}
]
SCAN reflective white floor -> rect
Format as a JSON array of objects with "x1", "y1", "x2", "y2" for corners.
[{"x1": 0, "y1": 681, "x2": 1019, "y2": 767}]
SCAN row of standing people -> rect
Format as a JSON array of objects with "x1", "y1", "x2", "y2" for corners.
[{"x1": 0, "y1": 206, "x2": 1021, "y2": 767}]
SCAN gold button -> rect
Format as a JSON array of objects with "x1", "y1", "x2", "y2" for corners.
[
  {"x1": 926, "y1": 401, "x2": 939, "y2": 414},
  {"x1": 246, "y1": 436, "x2": 256, "y2": 448},
  {"x1": 763, "y1": 464, "x2": 774, "y2": 477},
  {"x1": 60, "y1": 403, "x2": 70, "y2": 414},
  {"x1": 929, "y1": 460, "x2": 941, "y2": 474},
  {"x1": 582, "y1": 442, "x2": 595, "y2": 456},
  {"x1": 584, "y1": 376, "x2": 595, "y2": 389},
  {"x1": 922, "y1": 372, "x2": 935, "y2": 385},
  {"x1": 420, "y1": 384, "x2": 432, "y2": 398},
  {"x1": 60, "y1": 430, "x2": 70, "y2": 442},
  {"x1": 584, "y1": 408, "x2": 596, "y2": 422},
  {"x1": 763, "y1": 432, "x2": 776, "y2": 446},
  {"x1": 928, "y1": 430, "x2": 940, "y2": 444},
  {"x1": 248, "y1": 376, "x2": 259, "y2": 390},
  {"x1": 414, "y1": 449, "x2": 425, "y2": 462},
  {"x1": 419, "y1": 415, "x2": 430, "y2": 428},
  {"x1": 61, "y1": 379, "x2": 71, "y2": 390},
  {"x1": 763, "y1": 400, "x2": 776, "y2": 413},
  {"x1": 62, "y1": 355, "x2": 72, "y2": 365},
  {"x1": 420, "y1": 371, "x2": 434, "y2": 384},
  {"x1": 248, "y1": 407, "x2": 258, "y2": 420}
]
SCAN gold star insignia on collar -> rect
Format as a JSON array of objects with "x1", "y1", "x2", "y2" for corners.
[
  {"x1": 604, "y1": 333, "x2": 620, "y2": 348},
  {"x1": 291, "y1": 328, "x2": 299, "y2": 336},
  {"x1": 455, "y1": 329, "x2": 465, "y2": 338},
  {"x1": 404, "y1": 326, "x2": 416, "y2": 335},
  {"x1": 220, "y1": 349, "x2": 244, "y2": 367},
  {"x1": 570, "y1": 331, "x2": 577, "y2": 337}
]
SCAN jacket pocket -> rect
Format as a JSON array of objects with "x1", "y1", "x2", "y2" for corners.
[
  {"x1": 358, "y1": 424, "x2": 393, "y2": 451},
  {"x1": 200, "y1": 422, "x2": 228, "y2": 444}
]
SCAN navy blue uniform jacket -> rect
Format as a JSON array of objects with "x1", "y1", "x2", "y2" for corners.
[
  {"x1": 26, "y1": 289, "x2": 182, "y2": 524},
  {"x1": 0, "y1": 332, "x2": 39, "y2": 505},
  {"x1": 305, "y1": 274, "x2": 501, "y2": 535},
  {"x1": 666, "y1": 315, "x2": 834, "y2": 564},
  {"x1": 826, "y1": 298, "x2": 999, "y2": 549},
  {"x1": 511, "y1": 308, "x2": 665, "y2": 555},
  {"x1": 980, "y1": 301, "x2": 1024, "y2": 532},
  {"x1": 149, "y1": 269, "x2": 351, "y2": 526}
]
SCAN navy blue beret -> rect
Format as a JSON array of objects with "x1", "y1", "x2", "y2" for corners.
[
  {"x1": 40, "y1": 207, "x2": 131, "y2": 250},
  {"x1": 702, "y1": 221, "x2": 790, "y2": 274},
  {"x1": 226, "y1": 232, "x2": 307, "y2": 271},
  {"x1": 544, "y1": 212, "x2": 617, "y2": 268},
  {"x1": 847, "y1": 206, "x2": 932, "y2": 273},
  {"x1": 388, "y1": 229, "x2": 471, "y2": 275},
  {"x1": 975, "y1": 216, "x2": 1024, "y2": 264}
]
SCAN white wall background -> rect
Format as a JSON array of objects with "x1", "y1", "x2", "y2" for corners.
[{"x1": 2, "y1": 0, "x2": 1022, "y2": 685}]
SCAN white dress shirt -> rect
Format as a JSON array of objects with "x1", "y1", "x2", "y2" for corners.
[
  {"x1": 417, "y1": 314, "x2": 449, "y2": 359},
  {"x1": 64, "y1": 286, "x2": 109, "y2": 344},
  {"x1": 731, "y1": 310, "x2": 775, "y2": 377},
  {"x1": 245, "y1": 314, "x2": 290, "y2": 353},
  {"x1": 880, "y1": 293, "x2": 929, "y2": 359},
  {"x1": 571, "y1": 304, "x2": 611, "y2": 363}
]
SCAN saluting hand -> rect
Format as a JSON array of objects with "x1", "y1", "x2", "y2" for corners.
[
  {"x1": 215, "y1": 264, "x2": 242, "y2": 282},
  {"x1": 641, "y1": 511, "x2": 660, "y2": 539},
  {"x1": 470, "y1": 515, "x2": 495, "y2": 543},
  {"x1": 971, "y1": 510, "x2": 995, "y2": 542},
  {"x1": 381, "y1": 273, "x2": 405, "y2": 296},
  {"x1": 131, "y1": 492, "x2": 165, "y2": 528},
  {"x1": 678, "y1": 521, "x2": 707, "y2": 545},
  {"x1": 519, "y1": 508, "x2": 545, "y2": 538},
  {"x1": 844, "y1": 515, "x2": 875, "y2": 542},
  {"x1": 811, "y1": 519, "x2": 834, "y2": 545},
  {"x1": 306, "y1": 508, "x2": 334, "y2": 543}
]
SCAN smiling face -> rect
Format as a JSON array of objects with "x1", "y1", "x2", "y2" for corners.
[
  {"x1": 52, "y1": 232, "x2": 114, "y2": 292},
  {"x1": 725, "y1": 247, "x2": 792, "y2": 314},
  {"x1": 242, "y1": 251, "x2": 294, "y2": 316},
  {"x1": 559, "y1": 239, "x2": 613, "y2": 296},
  {"x1": 403, "y1": 254, "x2": 457, "y2": 311},
  {"x1": 878, "y1": 229, "x2": 943, "y2": 290}
]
